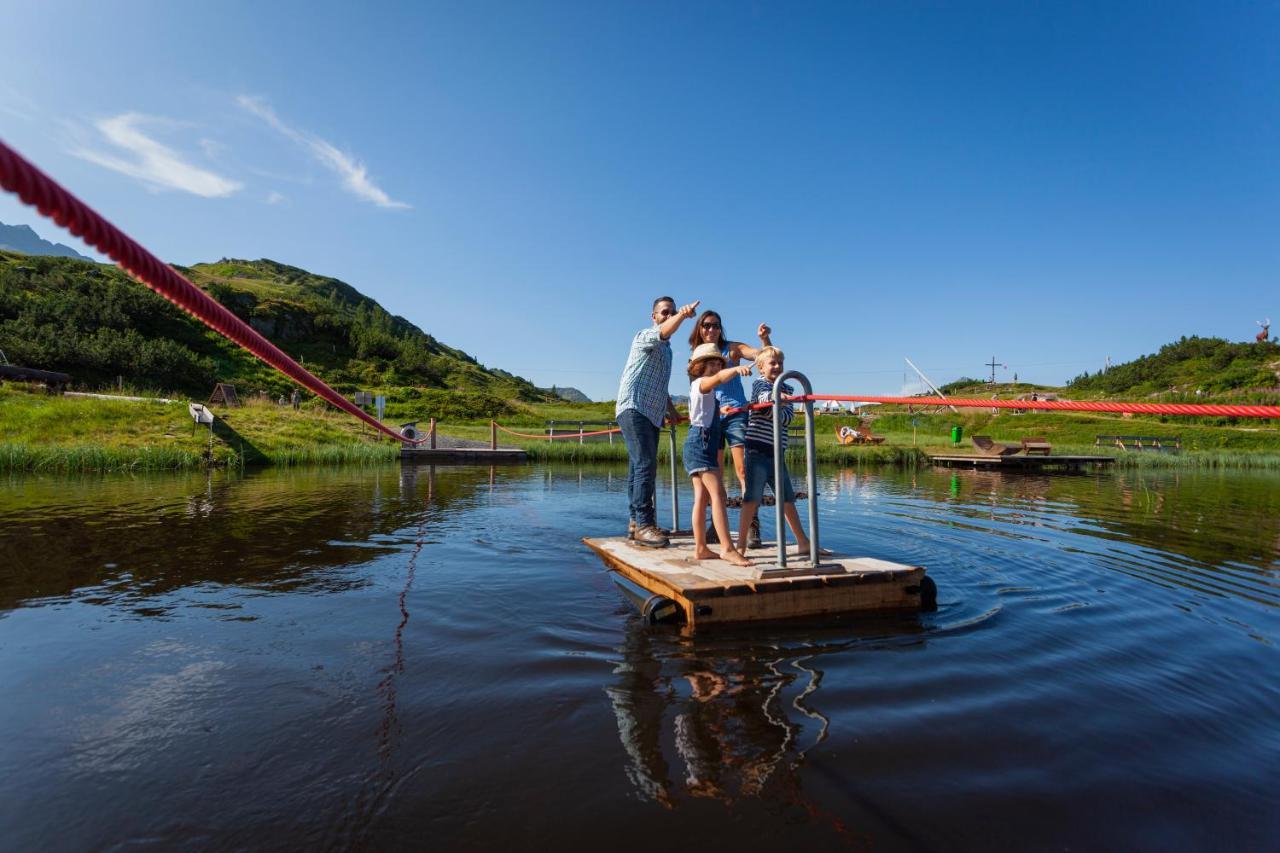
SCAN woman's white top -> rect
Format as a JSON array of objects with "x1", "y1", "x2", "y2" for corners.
[{"x1": 688, "y1": 379, "x2": 718, "y2": 429}]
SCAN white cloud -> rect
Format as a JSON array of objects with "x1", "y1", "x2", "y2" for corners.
[
  {"x1": 265, "y1": 191, "x2": 285, "y2": 205},
  {"x1": 237, "y1": 95, "x2": 410, "y2": 210},
  {"x1": 70, "y1": 113, "x2": 242, "y2": 198}
]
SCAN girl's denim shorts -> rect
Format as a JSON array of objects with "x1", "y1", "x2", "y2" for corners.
[{"x1": 683, "y1": 424, "x2": 721, "y2": 476}]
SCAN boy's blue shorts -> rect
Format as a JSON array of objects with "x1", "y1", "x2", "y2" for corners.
[
  {"x1": 743, "y1": 447, "x2": 795, "y2": 504},
  {"x1": 720, "y1": 410, "x2": 749, "y2": 449}
]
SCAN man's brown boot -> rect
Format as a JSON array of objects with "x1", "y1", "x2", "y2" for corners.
[{"x1": 634, "y1": 525, "x2": 669, "y2": 548}]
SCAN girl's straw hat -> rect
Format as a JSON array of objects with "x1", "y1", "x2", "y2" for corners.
[{"x1": 689, "y1": 343, "x2": 725, "y2": 366}]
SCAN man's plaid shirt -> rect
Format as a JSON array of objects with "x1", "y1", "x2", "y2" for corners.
[{"x1": 615, "y1": 326, "x2": 671, "y2": 427}]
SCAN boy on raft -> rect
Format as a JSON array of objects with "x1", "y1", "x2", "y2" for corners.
[
  {"x1": 735, "y1": 346, "x2": 813, "y2": 557},
  {"x1": 684, "y1": 343, "x2": 754, "y2": 566}
]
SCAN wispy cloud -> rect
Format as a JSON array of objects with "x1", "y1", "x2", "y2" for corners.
[
  {"x1": 69, "y1": 113, "x2": 242, "y2": 198},
  {"x1": 237, "y1": 95, "x2": 409, "y2": 210},
  {"x1": 265, "y1": 191, "x2": 285, "y2": 205}
]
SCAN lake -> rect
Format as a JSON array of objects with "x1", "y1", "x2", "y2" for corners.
[{"x1": 1, "y1": 463, "x2": 1277, "y2": 850}]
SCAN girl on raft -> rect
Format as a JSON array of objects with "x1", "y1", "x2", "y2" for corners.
[
  {"x1": 684, "y1": 344, "x2": 754, "y2": 566},
  {"x1": 688, "y1": 310, "x2": 773, "y2": 546}
]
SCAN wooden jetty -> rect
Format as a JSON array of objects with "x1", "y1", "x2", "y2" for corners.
[
  {"x1": 399, "y1": 446, "x2": 525, "y2": 464},
  {"x1": 584, "y1": 534, "x2": 930, "y2": 627},
  {"x1": 928, "y1": 453, "x2": 1114, "y2": 472}
]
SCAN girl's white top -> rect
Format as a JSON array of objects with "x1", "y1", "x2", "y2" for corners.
[{"x1": 688, "y1": 379, "x2": 718, "y2": 429}]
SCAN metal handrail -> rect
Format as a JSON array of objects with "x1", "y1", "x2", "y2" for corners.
[
  {"x1": 668, "y1": 423, "x2": 680, "y2": 532},
  {"x1": 772, "y1": 370, "x2": 820, "y2": 569}
]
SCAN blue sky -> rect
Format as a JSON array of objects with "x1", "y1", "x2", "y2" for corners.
[{"x1": 2, "y1": 1, "x2": 1276, "y2": 401}]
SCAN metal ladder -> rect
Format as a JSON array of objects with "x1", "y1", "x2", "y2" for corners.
[{"x1": 770, "y1": 370, "x2": 820, "y2": 569}]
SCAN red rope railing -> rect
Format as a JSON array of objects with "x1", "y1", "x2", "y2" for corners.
[
  {"x1": 495, "y1": 423, "x2": 623, "y2": 440},
  {"x1": 790, "y1": 394, "x2": 1280, "y2": 419},
  {"x1": 0, "y1": 138, "x2": 424, "y2": 444}
]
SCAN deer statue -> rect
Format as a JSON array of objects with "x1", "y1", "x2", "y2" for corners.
[{"x1": 1257, "y1": 319, "x2": 1271, "y2": 343}]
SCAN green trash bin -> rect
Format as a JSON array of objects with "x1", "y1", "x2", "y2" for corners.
[{"x1": 951, "y1": 425, "x2": 963, "y2": 446}]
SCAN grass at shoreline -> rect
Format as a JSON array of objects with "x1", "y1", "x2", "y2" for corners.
[{"x1": 3, "y1": 385, "x2": 1278, "y2": 473}]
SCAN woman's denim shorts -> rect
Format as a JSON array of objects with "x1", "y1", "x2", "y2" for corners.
[
  {"x1": 683, "y1": 424, "x2": 721, "y2": 476},
  {"x1": 720, "y1": 410, "x2": 749, "y2": 449}
]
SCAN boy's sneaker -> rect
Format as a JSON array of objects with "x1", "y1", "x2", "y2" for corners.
[
  {"x1": 748, "y1": 516, "x2": 763, "y2": 549},
  {"x1": 634, "y1": 525, "x2": 669, "y2": 548}
]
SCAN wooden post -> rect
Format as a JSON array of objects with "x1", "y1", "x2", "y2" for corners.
[
  {"x1": 490, "y1": 420, "x2": 497, "y2": 450},
  {"x1": 579, "y1": 421, "x2": 585, "y2": 445},
  {"x1": 429, "y1": 418, "x2": 437, "y2": 449}
]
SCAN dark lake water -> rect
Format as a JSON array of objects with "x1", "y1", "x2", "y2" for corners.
[{"x1": 1, "y1": 463, "x2": 1277, "y2": 850}]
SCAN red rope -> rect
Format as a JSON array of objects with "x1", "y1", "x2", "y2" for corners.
[
  {"x1": 495, "y1": 423, "x2": 623, "y2": 440},
  {"x1": 0, "y1": 138, "x2": 423, "y2": 444},
  {"x1": 792, "y1": 394, "x2": 1280, "y2": 419}
]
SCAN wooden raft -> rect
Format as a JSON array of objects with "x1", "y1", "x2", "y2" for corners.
[{"x1": 583, "y1": 535, "x2": 926, "y2": 627}]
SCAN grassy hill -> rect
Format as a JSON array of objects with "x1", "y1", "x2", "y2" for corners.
[
  {"x1": 1068, "y1": 336, "x2": 1280, "y2": 399},
  {"x1": 935, "y1": 337, "x2": 1280, "y2": 404},
  {"x1": 0, "y1": 252, "x2": 554, "y2": 418}
]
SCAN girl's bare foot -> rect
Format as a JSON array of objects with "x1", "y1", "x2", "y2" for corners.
[
  {"x1": 693, "y1": 548, "x2": 718, "y2": 560},
  {"x1": 721, "y1": 548, "x2": 752, "y2": 568}
]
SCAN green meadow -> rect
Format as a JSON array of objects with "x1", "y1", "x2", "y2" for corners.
[{"x1": 3, "y1": 384, "x2": 1279, "y2": 473}]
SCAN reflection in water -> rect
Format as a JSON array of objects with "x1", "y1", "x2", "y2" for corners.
[{"x1": 607, "y1": 617, "x2": 920, "y2": 811}]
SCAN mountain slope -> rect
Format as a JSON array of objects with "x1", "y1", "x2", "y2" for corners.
[
  {"x1": 0, "y1": 251, "x2": 550, "y2": 409},
  {"x1": 0, "y1": 221, "x2": 95, "y2": 262}
]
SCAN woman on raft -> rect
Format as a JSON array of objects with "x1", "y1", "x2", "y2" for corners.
[
  {"x1": 688, "y1": 310, "x2": 773, "y2": 546},
  {"x1": 683, "y1": 344, "x2": 754, "y2": 566}
]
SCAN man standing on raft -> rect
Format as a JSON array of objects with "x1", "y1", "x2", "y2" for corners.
[{"x1": 616, "y1": 296, "x2": 699, "y2": 548}]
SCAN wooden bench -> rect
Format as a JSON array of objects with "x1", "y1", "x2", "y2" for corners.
[
  {"x1": 1021, "y1": 436, "x2": 1052, "y2": 455},
  {"x1": 1095, "y1": 435, "x2": 1182, "y2": 452}
]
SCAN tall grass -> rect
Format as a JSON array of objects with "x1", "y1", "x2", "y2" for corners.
[
  {"x1": 0, "y1": 443, "x2": 203, "y2": 473},
  {"x1": 262, "y1": 443, "x2": 399, "y2": 467}
]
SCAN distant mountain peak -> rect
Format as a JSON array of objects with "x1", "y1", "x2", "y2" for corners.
[{"x1": 0, "y1": 221, "x2": 95, "y2": 262}]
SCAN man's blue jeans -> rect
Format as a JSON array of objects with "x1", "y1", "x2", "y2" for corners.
[{"x1": 618, "y1": 408, "x2": 660, "y2": 528}]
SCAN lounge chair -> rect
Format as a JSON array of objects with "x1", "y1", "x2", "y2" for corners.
[
  {"x1": 971, "y1": 435, "x2": 1021, "y2": 456},
  {"x1": 836, "y1": 425, "x2": 886, "y2": 446}
]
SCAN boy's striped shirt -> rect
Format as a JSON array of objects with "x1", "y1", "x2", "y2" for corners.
[{"x1": 744, "y1": 378, "x2": 794, "y2": 451}]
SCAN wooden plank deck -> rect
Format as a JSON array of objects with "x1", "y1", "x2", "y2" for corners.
[
  {"x1": 929, "y1": 454, "x2": 1114, "y2": 471},
  {"x1": 583, "y1": 535, "x2": 926, "y2": 627}
]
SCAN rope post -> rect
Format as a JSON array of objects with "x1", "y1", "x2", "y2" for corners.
[
  {"x1": 490, "y1": 420, "x2": 497, "y2": 450},
  {"x1": 579, "y1": 421, "x2": 584, "y2": 445},
  {"x1": 429, "y1": 418, "x2": 437, "y2": 449}
]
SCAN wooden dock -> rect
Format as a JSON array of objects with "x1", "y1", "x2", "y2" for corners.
[
  {"x1": 584, "y1": 534, "x2": 929, "y2": 627},
  {"x1": 399, "y1": 447, "x2": 526, "y2": 464},
  {"x1": 928, "y1": 453, "x2": 1114, "y2": 472}
]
